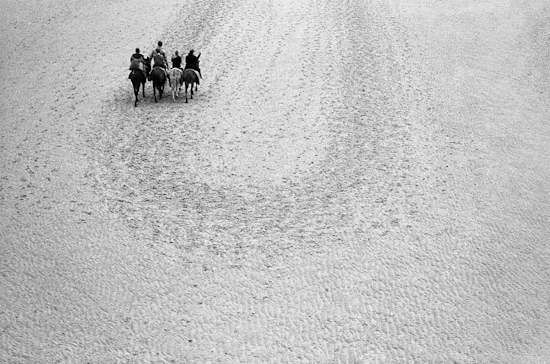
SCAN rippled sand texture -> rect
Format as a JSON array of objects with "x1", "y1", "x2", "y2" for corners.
[{"x1": 1, "y1": 0, "x2": 549, "y2": 362}]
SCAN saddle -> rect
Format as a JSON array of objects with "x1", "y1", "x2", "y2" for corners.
[
  {"x1": 152, "y1": 65, "x2": 167, "y2": 72},
  {"x1": 149, "y1": 66, "x2": 169, "y2": 82},
  {"x1": 128, "y1": 69, "x2": 147, "y2": 79}
]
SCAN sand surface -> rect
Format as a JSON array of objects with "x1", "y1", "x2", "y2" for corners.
[{"x1": 1, "y1": 0, "x2": 549, "y2": 362}]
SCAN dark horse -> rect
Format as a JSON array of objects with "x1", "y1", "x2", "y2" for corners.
[
  {"x1": 129, "y1": 58, "x2": 150, "y2": 107},
  {"x1": 182, "y1": 69, "x2": 199, "y2": 103},
  {"x1": 150, "y1": 67, "x2": 166, "y2": 102}
]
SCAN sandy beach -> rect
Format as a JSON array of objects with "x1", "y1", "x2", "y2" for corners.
[{"x1": 1, "y1": 0, "x2": 549, "y2": 362}]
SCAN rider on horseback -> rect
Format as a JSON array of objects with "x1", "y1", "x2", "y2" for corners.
[
  {"x1": 184, "y1": 49, "x2": 202, "y2": 84},
  {"x1": 151, "y1": 48, "x2": 169, "y2": 83},
  {"x1": 128, "y1": 48, "x2": 148, "y2": 79},
  {"x1": 171, "y1": 50, "x2": 183, "y2": 70},
  {"x1": 150, "y1": 41, "x2": 166, "y2": 59}
]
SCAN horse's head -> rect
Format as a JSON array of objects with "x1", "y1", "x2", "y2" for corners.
[{"x1": 142, "y1": 57, "x2": 151, "y2": 72}]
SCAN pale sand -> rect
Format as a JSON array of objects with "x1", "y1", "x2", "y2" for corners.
[{"x1": 1, "y1": 0, "x2": 549, "y2": 362}]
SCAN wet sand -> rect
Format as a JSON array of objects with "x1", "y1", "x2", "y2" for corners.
[{"x1": 1, "y1": 0, "x2": 549, "y2": 362}]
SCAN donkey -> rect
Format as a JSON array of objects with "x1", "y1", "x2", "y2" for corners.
[{"x1": 169, "y1": 68, "x2": 183, "y2": 102}]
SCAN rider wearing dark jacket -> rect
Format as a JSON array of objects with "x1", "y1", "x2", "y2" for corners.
[
  {"x1": 129, "y1": 48, "x2": 147, "y2": 78},
  {"x1": 184, "y1": 49, "x2": 202, "y2": 79},
  {"x1": 130, "y1": 48, "x2": 144, "y2": 63},
  {"x1": 171, "y1": 50, "x2": 182, "y2": 70}
]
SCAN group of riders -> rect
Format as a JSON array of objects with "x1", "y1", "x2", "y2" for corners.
[{"x1": 129, "y1": 41, "x2": 202, "y2": 85}]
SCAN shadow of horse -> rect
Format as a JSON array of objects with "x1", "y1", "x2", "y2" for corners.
[
  {"x1": 182, "y1": 69, "x2": 199, "y2": 103},
  {"x1": 169, "y1": 68, "x2": 183, "y2": 102},
  {"x1": 129, "y1": 58, "x2": 150, "y2": 107},
  {"x1": 150, "y1": 67, "x2": 166, "y2": 102}
]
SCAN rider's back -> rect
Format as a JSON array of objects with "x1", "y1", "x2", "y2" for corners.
[{"x1": 153, "y1": 53, "x2": 166, "y2": 68}]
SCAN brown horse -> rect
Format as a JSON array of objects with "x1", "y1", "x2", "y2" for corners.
[
  {"x1": 129, "y1": 58, "x2": 150, "y2": 107},
  {"x1": 150, "y1": 67, "x2": 166, "y2": 102},
  {"x1": 182, "y1": 69, "x2": 199, "y2": 103}
]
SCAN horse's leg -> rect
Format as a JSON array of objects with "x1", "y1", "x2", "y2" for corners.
[
  {"x1": 142, "y1": 81, "x2": 146, "y2": 98},
  {"x1": 153, "y1": 82, "x2": 158, "y2": 103},
  {"x1": 171, "y1": 81, "x2": 176, "y2": 102},
  {"x1": 191, "y1": 82, "x2": 194, "y2": 99},
  {"x1": 185, "y1": 82, "x2": 189, "y2": 103},
  {"x1": 132, "y1": 81, "x2": 139, "y2": 107}
]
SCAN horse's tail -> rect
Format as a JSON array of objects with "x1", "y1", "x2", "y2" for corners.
[
  {"x1": 170, "y1": 71, "x2": 178, "y2": 89},
  {"x1": 130, "y1": 71, "x2": 139, "y2": 90}
]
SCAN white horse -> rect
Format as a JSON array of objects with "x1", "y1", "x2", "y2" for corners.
[{"x1": 168, "y1": 68, "x2": 183, "y2": 102}]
